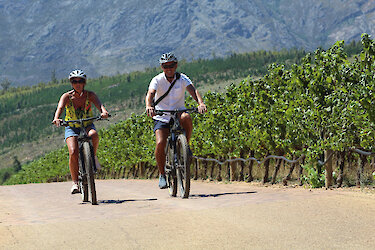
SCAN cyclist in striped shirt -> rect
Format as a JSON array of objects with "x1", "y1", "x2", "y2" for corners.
[{"x1": 52, "y1": 69, "x2": 109, "y2": 194}]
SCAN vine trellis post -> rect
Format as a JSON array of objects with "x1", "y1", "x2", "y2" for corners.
[{"x1": 192, "y1": 148, "x2": 375, "y2": 187}]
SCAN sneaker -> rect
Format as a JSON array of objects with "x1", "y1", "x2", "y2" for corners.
[
  {"x1": 159, "y1": 174, "x2": 167, "y2": 189},
  {"x1": 95, "y1": 155, "x2": 101, "y2": 171},
  {"x1": 71, "y1": 183, "x2": 80, "y2": 194}
]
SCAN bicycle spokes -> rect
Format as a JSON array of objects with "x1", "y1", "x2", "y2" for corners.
[{"x1": 176, "y1": 134, "x2": 190, "y2": 198}]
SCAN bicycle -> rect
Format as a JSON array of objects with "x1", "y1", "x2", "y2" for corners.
[
  {"x1": 155, "y1": 108, "x2": 197, "y2": 198},
  {"x1": 59, "y1": 115, "x2": 109, "y2": 205}
]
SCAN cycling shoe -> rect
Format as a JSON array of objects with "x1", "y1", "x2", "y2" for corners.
[{"x1": 159, "y1": 174, "x2": 167, "y2": 189}]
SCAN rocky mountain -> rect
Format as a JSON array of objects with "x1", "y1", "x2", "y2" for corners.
[{"x1": 1, "y1": 0, "x2": 375, "y2": 86}]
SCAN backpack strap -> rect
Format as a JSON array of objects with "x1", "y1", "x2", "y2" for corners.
[{"x1": 152, "y1": 72, "x2": 181, "y2": 107}]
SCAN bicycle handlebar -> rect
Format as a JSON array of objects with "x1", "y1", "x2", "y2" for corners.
[
  {"x1": 155, "y1": 108, "x2": 198, "y2": 116},
  {"x1": 58, "y1": 114, "x2": 111, "y2": 127}
]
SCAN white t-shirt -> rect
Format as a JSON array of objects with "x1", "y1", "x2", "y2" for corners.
[{"x1": 149, "y1": 72, "x2": 192, "y2": 123}]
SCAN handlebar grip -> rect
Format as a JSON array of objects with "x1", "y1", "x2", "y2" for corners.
[{"x1": 60, "y1": 121, "x2": 69, "y2": 127}]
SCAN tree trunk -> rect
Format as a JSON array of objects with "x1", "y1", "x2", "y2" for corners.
[
  {"x1": 246, "y1": 151, "x2": 254, "y2": 182},
  {"x1": 337, "y1": 151, "x2": 345, "y2": 187},
  {"x1": 194, "y1": 158, "x2": 199, "y2": 180},
  {"x1": 217, "y1": 160, "x2": 222, "y2": 181},
  {"x1": 283, "y1": 161, "x2": 295, "y2": 186},
  {"x1": 357, "y1": 154, "x2": 367, "y2": 188},
  {"x1": 271, "y1": 159, "x2": 283, "y2": 184},
  {"x1": 325, "y1": 150, "x2": 334, "y2": 188},
  {"x1": 227, "y1": 162, "x2": 231, "y2": 181},
  {"x1": 203, "y1": 160, "x2": 208, "y2": 180},
  {"x1": 239, "y1": 150, "x2": 245, "y2": 181},
  {"x1": 230, "y1": 160, "x2": 237, "y2": 181},
  {"x1": 210, "y1": 161, "x2": 215, "y2": 181},
  {"x1": 262, "y1": 157, "x2": 270, "y2": 184},
  {"x1": 298, "y1": 157, "x2": 305, "y2": 186}
]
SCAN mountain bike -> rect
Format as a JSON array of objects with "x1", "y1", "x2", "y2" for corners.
[
  {"x1": 60, "y1": 115, "x2": 109, "y2": 205},
  {"x1": 155, "y1": 108, "x2": 197, "y2": 198}
]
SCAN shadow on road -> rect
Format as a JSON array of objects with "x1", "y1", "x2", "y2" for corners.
[
  {"x1": 190, "y1": 191, "x2": 256, "y2": 198},
  {"x1": 99, "y1": 198, "x2": 158, "y2": 204}
]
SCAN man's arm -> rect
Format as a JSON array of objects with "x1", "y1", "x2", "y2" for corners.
[
  {"x1": 145, "y1": 89, "x2": 156, "y2": 117},
  {"x1": 186, "y1": 85, "x2": 207, "y2": 113}
]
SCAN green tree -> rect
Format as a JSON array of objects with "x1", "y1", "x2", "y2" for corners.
[
  {"x1": 51, "y1": 69, "x2": 58, "y2": 84},
  {"x1": 13, "y1": 156, "x2": 22, "y2": 172},
  {"x1": 1, "y1": 78, "x2": 11, "y2": 92}
]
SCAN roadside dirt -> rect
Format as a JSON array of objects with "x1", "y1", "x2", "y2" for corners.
[{"x1": 1, "y1": 179, "x2": 375, "y2": 249}]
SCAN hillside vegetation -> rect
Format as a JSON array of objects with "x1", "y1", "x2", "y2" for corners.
[
  {"x1": 0, "y1": 48, "x2": 307, "y2": 156},
  {"x1": 2, "y1": 38, "x2": 369, "y2": 186}
]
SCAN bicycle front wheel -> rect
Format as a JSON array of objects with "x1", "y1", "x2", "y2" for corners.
[
  {"x1": 176, "y1": 134, "x2": 191, "y2": 198},
  {"x1": 165, "y1": 142, "x2": 177, "y2": 197},
  {"x1": 83, "y1": 142, "x2": 97, "y2": 205},
  {"x1": 78, "y1": 153, "x2": 89, "y2": 202}
]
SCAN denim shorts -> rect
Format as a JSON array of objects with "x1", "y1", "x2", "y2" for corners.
[
  {"x1": 153, "y1": 119, "x2": 171, "y2": 132},
  {"x1": 65, "y1": 124, "x2": 96, "y2": 141}
]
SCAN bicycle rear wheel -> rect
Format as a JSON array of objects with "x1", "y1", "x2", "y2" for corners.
[
  {"x1": 165, "y1": 142, "x2": 177, "y2": 197},
  {"x1": 176, "y1": 134, "x2": 191, "y2": 198},
  {"x1": 83, "y1": 142, "x2": 97, "y2": 205}
]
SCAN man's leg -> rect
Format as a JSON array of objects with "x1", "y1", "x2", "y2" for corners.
[
  {"x1": 155, "y1": 128, "x2": 169, "y2": 188},
  {"x1": 179, "y1": 112, "x2": 193, "y2": 142}
]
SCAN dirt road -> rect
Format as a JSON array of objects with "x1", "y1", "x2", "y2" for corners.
[{"x1": 1, "y1": 179, "x2": 375, "y2": 249}]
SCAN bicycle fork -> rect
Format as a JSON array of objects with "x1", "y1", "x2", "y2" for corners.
[
  {"x1": 165, "y1": 135, "x2": 178, "y2": 176},
  {"x1": 78, "y1": 142, "x2": 87, "y2": 184}
]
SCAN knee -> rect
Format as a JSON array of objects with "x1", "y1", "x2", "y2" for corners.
[
  {"x1": 156, "y1": 138, "x2": 167, "y2": 150},
  {"x1": 180, "y1": 113, "x2": 192, "y2": 130},
  {"x1": 180, "y1": 113, "x2": 192, "y2": 122},
  {"x1": 89, "y1": 130, "x2": 98, "y2": 140},
  {"x1": 69, "y1": 147, "x2": 79, "y2": 159}
]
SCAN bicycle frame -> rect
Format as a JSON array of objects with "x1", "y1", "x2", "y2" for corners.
[
  {"x1": 155, "y1": 108, "x2": 197, "y2": 198},
  {"x1": 60, "y1": 115, "x2": 106, "y2": 205},
  {"x1": 61, "y1": 116, "x2": 100, "y2": 171},
  {"x1": 156, "y1": 107, "x2": 196, "y2": 157}
]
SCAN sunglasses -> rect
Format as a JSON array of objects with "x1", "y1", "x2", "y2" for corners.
[
  {"x1": 70, "y1": 79, "x2": 85, "y2": 84},
  {"x1": 162, "y1": 63, "x2": 176, "y2": 69}
]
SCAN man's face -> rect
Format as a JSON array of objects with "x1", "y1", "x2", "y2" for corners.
[{"x1": 161, "y1": 61, "x2": 177, "y2": 78}]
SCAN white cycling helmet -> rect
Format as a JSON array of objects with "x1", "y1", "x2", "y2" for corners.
[
  {"x1": 69, "y1": 69, "x2": 87, "y2": 80},
  {"x1": 159, "y1": 52, "x2": 178, "y2": 64}
]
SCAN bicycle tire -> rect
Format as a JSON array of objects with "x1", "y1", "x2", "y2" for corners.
[
  {"x1": 78, "y1": 149, "x2": 89, "y2": 202},
  {"x1": 79, "y1": 178, "x2": 89, "y2": 202},
  {"x1": 176, "y1": 134, "x2": 190, "y2": 198},
  {"x1": 165, "y1": 142, "x2": 177, "y2": 197},
  {"x1": 78, "y1": 165, "x2": 89, "y2": 202},
  {"x1": 83, "y1": 142, "x2": 97, "y2": 205}
]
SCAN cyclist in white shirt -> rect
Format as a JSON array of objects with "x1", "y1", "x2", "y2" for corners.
[{"x1": 145, "y1": 52, "x2": 207, "y2": 189}]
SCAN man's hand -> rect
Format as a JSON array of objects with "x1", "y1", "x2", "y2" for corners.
[
  {"x1": 198, "y1": 103, "x2": 207, "y2": 114},
  {"x1": 146, "y1": 106, "x2": 155, "y2": 117}
]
